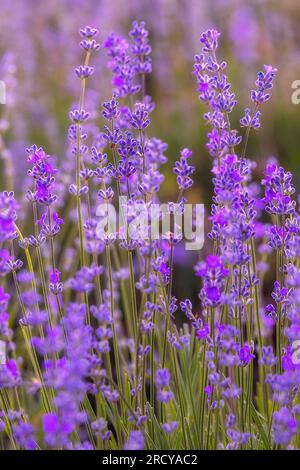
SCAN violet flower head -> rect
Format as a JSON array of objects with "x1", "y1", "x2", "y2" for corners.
[
  {"x1": 251, "y1": 65, "x2": 278, "y2": 105},
  {"x1": 13, "y1": 421, "x2": 36, "y2": 450},
  {"x1": 200, "y1": 29, "x2": 221, "y2": 52},
  {"x1": 0, "y1": 17, "x2": 297, "y2": 451},
  {"x1": 196, "y1": 255, "x2": 229, "y2": 307},
  {"x1": 91, "y1": 418, "x2": 111, "y2": 441},
  {"x1": 194, "y1": 30, "x2": 240, "y2": 160},
  {"x1": 0, "y1": 359, "x2": 22, "y2": 388},
  {"x1": 196, "y1": 323, "x2": 210, "y2": 341},
  {"x1": 240, "y1": 108, "x2": 261, "y2": 130},
  {"x1": 79, "y1": 26, "x2": 99, "y2": 39},
  {"x1": 240, "y1": 64, "x2": 277, "y2": 131},
  {"x1": 238, "y1": 344, "x2": 255, "y2": 366},
  {"x1": 173, "y1": 148, "x2": 195, "y2": 190},
  {"x1": 0, "y1": 191, "x2": 18, "y2": 242},
  {"x1": 155, "y1": 368, "x2": 171, "y2": 388},
  {"x1": 129, "y1": 21, "x2": 152, "y2": 75},
  {"x1": 26, "y1": 145, "x2": 57, "y2": 205},
  {"x1": 130, "y1": 102, "x2": 150, "y2": 130},
  {"x1": 75, "y1": 66, "x2": 95, "y2": 79},
  {"x1": 102, "y1": 95, "x2": 120, "y2": 121},
  {"x1": 262, "y1": 163, "x2": 296, "y2": 216},
  {"x1": 104, "y1": 32, "x2": 140, "y2": 98}
]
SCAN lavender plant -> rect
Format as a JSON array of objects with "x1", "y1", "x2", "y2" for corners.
[{"x1": 0, "y1": 21, "x2": 299, "y2": 451}]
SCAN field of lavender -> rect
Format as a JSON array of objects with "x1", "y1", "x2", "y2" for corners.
[{"x1": 1, "y1": 0, "x2": 300, "y2": 452}]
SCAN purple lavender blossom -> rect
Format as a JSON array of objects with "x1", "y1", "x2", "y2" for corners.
[
  {"x1": 123, "y1": 430, "x2": 145, "y2": 450},
  {"x1": 273, "y1": 408, "x2": 298, "y2": 446}
]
